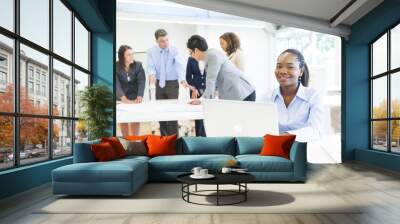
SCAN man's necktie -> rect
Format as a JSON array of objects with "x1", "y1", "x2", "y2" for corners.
[{"x1": 159, "y1": 49, "x2": 166, "y2": 88}]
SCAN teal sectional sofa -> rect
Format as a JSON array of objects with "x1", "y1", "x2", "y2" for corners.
[{"x1": 52, "y1": 137, "x2": 307, "y2": 196}]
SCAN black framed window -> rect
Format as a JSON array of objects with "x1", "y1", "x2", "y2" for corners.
[
  {"x1": 370, "y1": 22, "x2": 400, "y2": 154},
  {"x1": 0, "y1": 0, "x2": 91, "y2": 171}
]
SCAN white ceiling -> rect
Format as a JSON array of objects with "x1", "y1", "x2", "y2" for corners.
[
  {"x1": 167, "y1": 0, "x2": 384, "y2": 37},
  {"x1": 224, "y1": 0, "x2": 353, "y2": 22}
]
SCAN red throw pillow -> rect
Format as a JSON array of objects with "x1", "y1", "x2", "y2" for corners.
[
  {"x1": 101, "y1": 137, "x2": 126, "y2": 158},
  {"x1": 91, "y1": 142, "x2": 118, "y2": 162},
  {"x1": 146, "y1": 134, "x2": 177, "y2": 157},
  {"x1": 259, "y1": 134, "x2": 296, "y2": 159}
]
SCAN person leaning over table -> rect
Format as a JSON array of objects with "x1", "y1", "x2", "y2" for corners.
[
  {"x1": 116, "y1": 45, "x2": 146, "y2": 136},
  {"x1": 186, "y1": 35, "x2": 256, "y2": 105},
  {"x1": 186, "y1": 56, "x2": 207, "y2": 136},
  {"x1": 260, "y1": 48, "x2": 326, "y2": 142}
]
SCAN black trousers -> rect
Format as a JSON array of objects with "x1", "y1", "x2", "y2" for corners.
[
  {"x1": 190, "y1": 89, "x2": 206, "y2": 137},
  {"x1": 194, "y1": 119, "x2": 206, "y2": 137},
  {"x1": 156, "y1": 80, "x2": 179, "y2": 136},
  {"x1": 243, "y1": 91, "x2": 256, "y2": 101}
]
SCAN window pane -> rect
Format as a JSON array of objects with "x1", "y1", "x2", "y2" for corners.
[
  {"x1": 0, "y1": 116, "x2": 13, "y2": 170},
  {"x1": 391, "y1": 72, "x2": 400, "y2": 118},
  {"x1": 74, "y1": 69, "x2": 89, "y2": 118},
  {"x1": 391, "y1": 24, "x2": 400, "y2": 70},
  {"x1": 391, "y1": 120, "x2": 400, "y2": 153},
  {"x1": 0, "y1": 0, "x2": 14, "y2": 31},
  {"x1": 372, "y1": 77, "x2": 387, "y2": 119},
  {"x1": 0, "y1": 35, "x2": 14, "y2": 112},
  {"x1": 372, "y1": 121, "x2": 388, "y2": 151},
  {"x1": 53, "y1": 0, "x2": 72, "y2": 60},
  {"x1": 53, "y1": 119, "x2": 72, "y2": 157},
  {"x1": 53, "y1": 59, "x2": 72, "y2": 117},
  {"x1": 20, "y1": 0, "x2": 49, "y2": 49},
  {"x1": 20, "y1": 117, "x2": 49, "y2": 165},
  {"x1": 75, "y1": 18, "x2": 89, "y2": 70},
  {"x1": 20, "y1": 44, "x2": 49, "y2": 115},
  {"x1": 75, "y1": 120, "x2": 88, "y2": 143},
  {"x1": 372, "y1": 33, "x2": 387, "y2": 76}
]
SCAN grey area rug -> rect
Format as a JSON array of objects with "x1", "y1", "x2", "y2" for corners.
[{"x1": 37, "y1": 183, "x2": 362, "y2": 214}]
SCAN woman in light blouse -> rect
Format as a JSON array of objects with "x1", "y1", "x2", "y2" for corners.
[
  {"x1": 219, "y1": 32, "x2": 245, "y2": 72},
  {"x1": 262, "y1": 49, "x2": 326, "y2": 142}
]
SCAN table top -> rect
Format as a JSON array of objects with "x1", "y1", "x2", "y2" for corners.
[
  {"x1": 177, "y1": 172, "x2": 255, "y2": 185},
  {"x1": 117, "y1": 99, "x2": 203, "y2": 123}
]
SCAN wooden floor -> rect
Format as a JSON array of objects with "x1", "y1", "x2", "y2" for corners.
[{"x1": 1, "y1": 162, "x2": 400, "y2": 224}]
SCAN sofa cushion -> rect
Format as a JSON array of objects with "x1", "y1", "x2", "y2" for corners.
[
  {"x1": 91, "y1": 142, "x2": 118, "y2": 162},
  {"x1": 236, "y1": 155, "x2": 293, "y2": 172},
  {"x1": 124, "y1": 135, "x2": 150, "y2": 142},
  {"x1": 180, "y1": 137, "x2": 236, "y2": 155},
  {"x1": 147, "y1": 134, "x2": 177, "y2": 157},
  {"x1": 118, "y1": 138, "x2": 147, "y2": 156},
  {"x1": 260, "y1": 134, "x2": 296, "y2": 159},
  {"x1": 52, "y1": 158, "x2": 147, "y2": 183},
  {"x1": 73, "y1": 139, "x2": 100, "y2": 163},
  {"x1": 235, "y1": 137, "x2": 263, "y2": 155},
  {"x1": 149, "y1": 154, "x2": 235, "y2": 172},
  {"x1": 115, "y1": 155, "x2": 150, "y2": 164},
  {"x1": 101, "y1": 137, "x2": 127, "y2": 158}
]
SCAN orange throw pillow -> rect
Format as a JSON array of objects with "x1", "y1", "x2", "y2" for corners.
[
  {"x1": 91, "y1": 142, "x2": 118, "y2": 162},
  {"x1": 101, "y1": 137, "x2": 126, "y2": 158},
  {"x1": 146, "y1": 134, "x2": 177, "y2": 157},
  {"x1": 259, "y1": 134, "x2": 296, "y2": 159},
  {"x1": 124, "y1": 135, "x2": 150, "y2": 142}
]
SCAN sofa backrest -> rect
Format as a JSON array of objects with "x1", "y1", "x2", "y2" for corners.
[
  {"x1": 73, "y1": 139, "x2": 100, "y2": 163},
  {"x1": 235, "y1": 137, "x2": 263, "y2": 155},
  {"x1": 73, "y1": 136, "x2": 269, "y2": 161},
  {"x1": 178, "y1": 137, "x2": 236, "y2": 155}
]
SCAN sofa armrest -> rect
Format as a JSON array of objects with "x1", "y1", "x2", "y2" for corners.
[
  {"x1": 289, "y1": 141, "x2": 307, "y2": 181},
  {"x1": 73, "y1": 140, "x2": 100, "y2": 163}
]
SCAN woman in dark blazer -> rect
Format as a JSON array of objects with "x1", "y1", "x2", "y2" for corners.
[{"x1": 116, "y1": 45, "x2": 146, "y2": 136}]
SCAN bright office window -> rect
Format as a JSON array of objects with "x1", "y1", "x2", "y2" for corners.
[
  {"x1": 370, "y1": 23, "x2": 400, "y2": 153},
  {"x1": 0, "y1": 0, "x2": 91, "y2": 170}
]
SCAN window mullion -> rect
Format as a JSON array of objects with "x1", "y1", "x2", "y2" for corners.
[
  {"x1": 370, "y1": 45, "x2": 373, "y2": 149},
  {"x1": 13, "y1": 0, "x2": 21, "y2": 167},
  {"x1": 48, "y1": 0, "x2": 54, "y2": 160},
  {"x1": 71, "y1": 10, "x2": 76, "y2": 155},
  {"x1": 388, "y1": 30, "x2": 391, "y2": 153}
]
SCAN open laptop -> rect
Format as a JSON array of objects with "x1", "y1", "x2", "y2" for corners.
[{"x1": 202, "y1": 99, "x2": 279, "y2": 137}]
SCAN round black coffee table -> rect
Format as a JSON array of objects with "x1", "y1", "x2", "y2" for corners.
[{"x1": 177, "y1": 173, "x2": 255, "y2": 206}]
